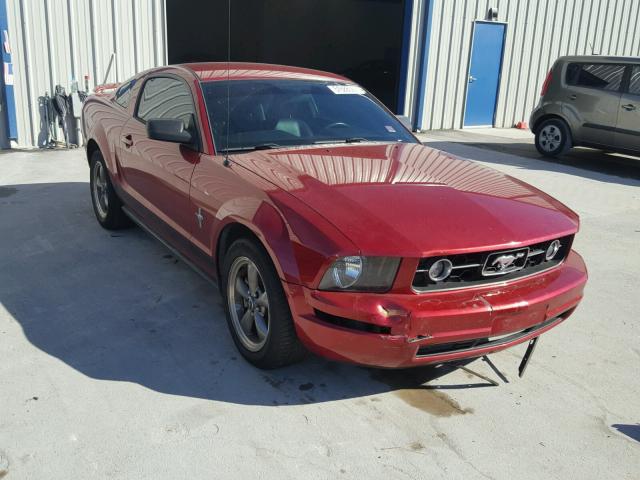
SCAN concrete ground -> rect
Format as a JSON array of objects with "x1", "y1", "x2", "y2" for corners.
[{"x1": 1, "y1": 131, "x2": 639, "y2": 479}]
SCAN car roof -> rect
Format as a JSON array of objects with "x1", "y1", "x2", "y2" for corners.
[
  {"x1": 180, "y1": 62, "x2": 350, "y2": 83},
  {"x1": 557, "y1": 55, "x2": 640, "y2": 63}
]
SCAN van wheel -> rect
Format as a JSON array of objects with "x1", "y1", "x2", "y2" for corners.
[
  {"x1": 221, "y1": 237, "x2": 306, "y2": 369},
  {"x1": 535, "y1": 119, "x2": 571, "y2": 157}
]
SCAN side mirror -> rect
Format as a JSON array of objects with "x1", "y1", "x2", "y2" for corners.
[
  {"x1": 147, "y1": 118, "x2": 194, "y2": 144},
  {"x1": 395, "y1": 114, "x2": 413, "y2": 131}
]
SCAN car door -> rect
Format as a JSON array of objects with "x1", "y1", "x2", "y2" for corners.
[
  {"x1": 614, "y1": 64, "x2": 640, "y2": 152},
  {"x1": 118, "y1": 75, "x2": 201, "y2": 241},
  {"x1": 564, "y1": 62, "x2": 625, "y2": 147}
]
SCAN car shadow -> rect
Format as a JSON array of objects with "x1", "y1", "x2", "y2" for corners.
[
  {"x1": 0, "y1": 182, "x2": 501, "y2": 409},
  {"x1": 423, "y1": 139, "x2": 640, "y2": 185}
]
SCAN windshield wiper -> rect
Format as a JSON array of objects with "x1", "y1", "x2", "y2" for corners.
[
  {"x1": 313, "y1": 137, "x2": 368, "y2": 145},
  {"x1": 220, "y1": 143, "x2": 281, "y2": 153}
]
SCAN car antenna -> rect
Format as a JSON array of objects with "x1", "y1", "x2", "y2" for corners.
[{"x1": 223, "y1": 0, "x2": 231, "y2": 167}]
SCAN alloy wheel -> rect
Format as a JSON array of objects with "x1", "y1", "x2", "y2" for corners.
[
  {"x1": 92, "y1": 161, "x2": 109, "y2": 219},
  {"x1": 227, "y1": 256, "x2": 270, "y2": 352},
  {"x1": 539, "y1": 125, "x2": 562, "y2": 152}
]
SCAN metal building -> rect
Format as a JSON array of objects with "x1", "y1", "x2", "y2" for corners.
[
  {"x1": 404, "y1": 0, "x2": 640, "y2": 131},
  {"x1": 2, "y1": 0, "x2": 639, "y2": 147},
  {"x1": 4, "y1": 0, "x2": 166, "y2": 148}
]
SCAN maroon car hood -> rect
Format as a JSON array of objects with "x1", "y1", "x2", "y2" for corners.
[{"x1": 233, "y1": 143, "x2": 579, "y2": 257}]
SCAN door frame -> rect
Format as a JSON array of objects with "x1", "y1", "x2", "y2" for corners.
[{"x1": 462, "y1": 20, "x2": 508, "y2": 129}]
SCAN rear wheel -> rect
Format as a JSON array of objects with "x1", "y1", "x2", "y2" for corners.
[
  {"x1": 222, "y1": 237, "x2": 306, "y2": 369},
  {"x1": 535, "y1": 119, "x2": 572, "y2": 157},
  {"x1": 89, "y1": 150, "x2": 131, "y2": 229}
]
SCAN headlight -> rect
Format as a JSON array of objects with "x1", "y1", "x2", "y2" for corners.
[
  {"x1": 318, "y1": 256, "x2": 401, "y2": 292},
  {"x1": 328, "y1": 256, "x2": 363, "y2": 288}
]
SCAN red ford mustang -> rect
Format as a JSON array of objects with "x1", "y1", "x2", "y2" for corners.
[{"x1": 82, "y1": 62, "x2": 587, "y2": 370}]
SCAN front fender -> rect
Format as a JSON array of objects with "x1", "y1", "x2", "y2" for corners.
[
  {"x1": 210, "y1": 192, "x2": 358, "y2": 287},
  {"x1": 190, "y1": 156, "x2": 358, "y2": 287}
]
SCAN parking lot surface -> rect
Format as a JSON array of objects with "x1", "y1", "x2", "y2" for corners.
[{"x1": 1, "y1": 131, "x2": 639, "y2": 479}]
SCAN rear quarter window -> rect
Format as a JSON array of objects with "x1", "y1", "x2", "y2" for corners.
[
  {"x1": 114, "y1": 79, "x2": 136, "y2": 108},
  {"x1": 565, "y1": 63, "x2": 625, "y2": 91}
]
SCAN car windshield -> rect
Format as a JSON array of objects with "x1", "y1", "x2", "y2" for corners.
[{"x1": 201, "y1": 79, "x2": 417, "y2": 152}]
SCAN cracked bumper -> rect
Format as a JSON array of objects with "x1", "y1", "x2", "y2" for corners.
[{"x1": 285, "y1": 251, "x2": 587, "y2": 368}]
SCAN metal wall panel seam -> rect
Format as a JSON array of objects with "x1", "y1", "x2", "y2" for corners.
[
  {"x1": 111, "y1": 0, "x2": 119, "y2": 83},
  {"x1": 151, "y1": 0, "x2": 157, "y2": 66},
  {"x1": 396, "y1": 0, "x2": 414, "y2": 114},
  {"x1": 161, "y1": 0, "x2": 167, "y2": 64},
  {"x1": 402, "y1": 0, "x2": 423, "y2": 119},
  {"x1": 494, "y1": 0, "x2": 513, "y2": 127},
  {"x1": 499, "y1": 0, "x2": 513, "y2": 126},
  {"x1": 413, "y1": 0, "x2": 434, "y2": 130},
  {"x1": 428, "y1": 0, "x2": 445, "y2": 129},
  {"x1": 88, "y1": 0, "x2": 97, "y2": 88},
  {"x1": 629, "y1": 0, "x2": 640, "y2": 54},
  {"x1": 17, "y1": 0, "x2": 34, "y2": 146},
  {"x1": 615, "y1": 0, "x2": 625, "y2": 53},
  {"x1": 66, "y1": 0, "x2": 77, "y2": 80},
  {"x1": 632, "y1": 0, "x2": 640, "y2": 55},
  {"x1": 440, "y1": 0, "x2": 459, "y2": 129},
  {"x1": 132, "y1": 0, "x2": 139, "y2": 75},
  {"x1": 44, "y1": 0, "x2": 56, "y2": 95},
  {"x1": 450, "y1": 0, "x2": 469, "y2": 129},
  {"x1": 519, "y1": 0, "x2": 542, "y2": 122}
]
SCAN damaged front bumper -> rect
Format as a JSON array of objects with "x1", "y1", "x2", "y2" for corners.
[{"x1": 285, "y1": 251, "x2": 587, "y2": 368}]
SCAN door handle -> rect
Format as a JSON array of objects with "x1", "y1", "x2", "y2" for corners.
[
  {"x1": 569, "y1": 94, "x2": 577, "y2": 100},
  {"x1": 621, "y1": 104, "x2": 636, "y2": 111},
  {"x1": 122, "y1": 134, "x2": 133, "y2": 148},
  {"x1": 468, "y1": 75, "x2": 477, "y2": 83}
]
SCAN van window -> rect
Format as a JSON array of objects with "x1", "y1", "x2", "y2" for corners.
[
  {"x1": 565, "y1": 63, "x2": 624, "y2": 92},
  {"x1": 629, "y1": 66, "x2": 640, "y2": 95}
]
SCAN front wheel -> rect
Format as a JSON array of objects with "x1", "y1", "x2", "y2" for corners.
[
  {"x1": 535, "y1": 119, "x2": 572, "y2": 157},
  {"x1": 222, "y1": 238, "x2": 306, "y2": 369}
]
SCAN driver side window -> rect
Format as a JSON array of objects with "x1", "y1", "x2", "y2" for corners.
[{"x1": 136, "y1": 77, "x2": 197, "y2": 132}]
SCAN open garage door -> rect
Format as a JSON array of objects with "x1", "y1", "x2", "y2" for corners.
[{"x1": 167, "y1": 0, "x2": 406, "y2": 112}]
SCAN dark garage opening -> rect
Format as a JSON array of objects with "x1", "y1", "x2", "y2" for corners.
[{"x1": 166, "y1": 0, "x2": 406, "y2": 112}]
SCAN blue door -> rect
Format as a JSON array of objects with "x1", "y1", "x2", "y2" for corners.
[{"x1": 464, "y1": 22, "x2": 506, "y2": 127}]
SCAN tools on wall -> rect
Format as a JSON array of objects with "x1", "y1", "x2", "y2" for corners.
[{"x1": 40, "y1": 81, "x2": 87, "y2": 149}]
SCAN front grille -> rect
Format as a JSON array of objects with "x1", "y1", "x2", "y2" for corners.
[{"x1": 412, "y1": 235, "x2": 573, "y2": 292}]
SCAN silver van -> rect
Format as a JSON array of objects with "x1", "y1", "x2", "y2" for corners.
[{"x1": 530, "y1": 56, "x2": 640, "y2": 157}]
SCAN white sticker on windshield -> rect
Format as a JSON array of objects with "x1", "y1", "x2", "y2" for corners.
[
  {"x1": 327, "y1": 84, "x2": 366, "y2": 95},
  {"x1": 385, "y1": 125, "x2": 397, "y2": 133}
]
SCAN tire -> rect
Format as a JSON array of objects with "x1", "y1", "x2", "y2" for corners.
[
  {"x1": 89, "y1": 149, "x2": 132, "y2": 230},
  {"x1": 535, "y1": 118, "x2": 572, "y2": 157},
  {"x1": 221, "y1": 237, "x2": 306, "y2": 369}
]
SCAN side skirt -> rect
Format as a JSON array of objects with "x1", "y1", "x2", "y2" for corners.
[{"x1": 122, "y1": 205, "x2": 218, "y2": 288}]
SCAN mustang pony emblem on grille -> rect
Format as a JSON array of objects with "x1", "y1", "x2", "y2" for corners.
[
  {"x1": 492, "y1": 252, "x2": 526, "y2": 271},
  {"x1": 482, "y1": 248, "x2": 529, "y2": 276}
]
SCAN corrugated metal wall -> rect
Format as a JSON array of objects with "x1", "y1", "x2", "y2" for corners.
[
  {"x1": 399, "y1": 0, "x2": 427, "y2": 120},
  {"x1": 6, "y1": 0, "x2": 167, "y2": 147},
  {"x1": 418, "y1": 0, "x2": 640, "y2": 130}
]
